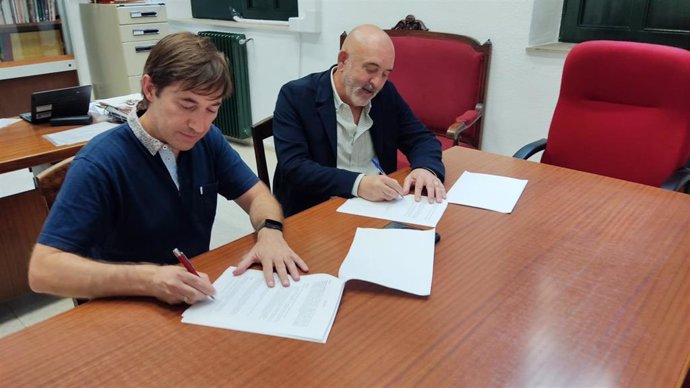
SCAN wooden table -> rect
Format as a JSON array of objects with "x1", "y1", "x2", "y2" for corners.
[
  {"x1": 0, "y1": 119, "x2": 84, "y2": 301},
  {"x1": 1, "y1": 147, "x2": 689, "y2": 387}
]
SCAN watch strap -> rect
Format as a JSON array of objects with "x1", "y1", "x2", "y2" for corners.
[{"x1": 258, "y1": 219, "x2": 283, "y2": 233}]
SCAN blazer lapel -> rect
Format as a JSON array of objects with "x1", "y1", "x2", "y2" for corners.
[
  {"x1": 368, "y1": 102, "x2": 386, "y2": 165},
  {"x1": 315, "y1": 67, "x2": 338, "y2": 160}
]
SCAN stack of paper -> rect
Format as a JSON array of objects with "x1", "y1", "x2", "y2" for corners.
[
  {"x1": 43, "y1": 121, "x2": 118, "y2": 146},
  {"x1": 0, "y1": 118, "x2": 21, "y2": 128},
  {"x1": 446, "y1": 171, "x2": 528, "y2": 213},
  {"x1": 337, "y1": 195, "x2": 448, "y2": 227},
  {"x1": 182, "y1": 228, "x2": 436, "y2": 343}
]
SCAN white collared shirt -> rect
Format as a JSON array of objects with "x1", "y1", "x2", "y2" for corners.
[
  {"x1": 127, "y1": 110, "x2": 179, "y2": 190},
  {"x1": 330, "y1": 69, "x2": 379, "y2": 196}
]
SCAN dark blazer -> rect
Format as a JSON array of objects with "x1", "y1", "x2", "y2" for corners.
[{"x1": 273, "y1": 68, "x2": 445, "y2": 216}]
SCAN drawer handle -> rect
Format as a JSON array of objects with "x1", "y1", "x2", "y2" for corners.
[
  {"x1": 135, "y1": 45, "x2": 156, "y2": 53},
  {"x1": 132, "y1": 29, "x2": 160, "y2": 36},
  {"x1": 130, "y1": 11, "x2": 158, "y2": 18}
]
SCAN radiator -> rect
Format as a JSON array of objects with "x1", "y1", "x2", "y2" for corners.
[{"x1": 198, "y1": 31, "x2": 252, "y2": 140}]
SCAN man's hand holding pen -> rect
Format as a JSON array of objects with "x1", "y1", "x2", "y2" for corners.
[
  {"x1": 358, "y1": 175, "x2": 405, "y2": 201},
  {"x1": 149, "y1": 265, "x2": 216, "y2": 305},
  {"x1": 358, "y1": 157, "x2": 405, "y2": 201}
]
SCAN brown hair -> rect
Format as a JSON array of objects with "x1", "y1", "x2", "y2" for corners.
[{"x1": 137, "y1": 32, "x2": 232, "y2": 112}]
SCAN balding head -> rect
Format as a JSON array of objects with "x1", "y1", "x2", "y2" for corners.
[
  {"x1": 334, "y1": 24, "x2": 395, "y2": 109},
  {"x1": 341, "y1": 24, "x2": 395, "y2": 61}
]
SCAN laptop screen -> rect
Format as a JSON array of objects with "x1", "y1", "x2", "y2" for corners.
[{"x1": 29, "y1": 85, "x2": 92, "y2": 123}]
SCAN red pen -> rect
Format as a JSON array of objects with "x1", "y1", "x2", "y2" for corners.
[{"x1": 172, "y1": 248, "x2": 215, "y2": 300}]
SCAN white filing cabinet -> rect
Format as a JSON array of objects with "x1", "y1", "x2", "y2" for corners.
[{"x1": 81, "y1": 3, "x2": 169, "y2": 99}]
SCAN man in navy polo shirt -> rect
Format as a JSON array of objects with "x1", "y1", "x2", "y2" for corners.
[{"x1": 29, "y1": 32, "x2": 308, "y2": 305}]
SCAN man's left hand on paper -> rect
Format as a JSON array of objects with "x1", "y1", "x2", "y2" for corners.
[
  {"x1": 403, "y1": 168, "x2": 446, "y2": 203},
  {"x1": 233, "y1": 229, "x2": 309, "y2": 288}
]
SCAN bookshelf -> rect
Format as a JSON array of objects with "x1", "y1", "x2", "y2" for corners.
[
  {"x1": 0, "y1": 0, "x2": 66, "y2": 64},
  {"x1": 0, "y1": 0, "x2": 77, "y2": 117}
]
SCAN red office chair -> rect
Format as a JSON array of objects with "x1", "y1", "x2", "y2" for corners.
[{"x1": 514, "y1": 40, "x2": 690, "y2": 191}]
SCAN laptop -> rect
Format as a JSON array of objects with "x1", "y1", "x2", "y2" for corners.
[{"x1": 20, "y1": 85, "x2": 92, "y2": 124}]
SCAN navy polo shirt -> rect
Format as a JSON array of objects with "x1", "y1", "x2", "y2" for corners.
[{"x1": 38, "y1": 123, "x2": 259, "y2": 264}]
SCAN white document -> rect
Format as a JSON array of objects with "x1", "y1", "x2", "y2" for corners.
[
  {"x1": 0, "y1": 118, "x2": 21, "y2": 128},
  {"x1": 0, "y1": 169, "x2": 35, "y2": 198},
  {"x1": 446, "y1": 171, "x2": 528, "y2": 213},
  {"x1": 182, "y1": 228, "x2": 435, "y2": 343},
  {"x1": 43, "y1": 121, "x2": 118, "y2": 146},
  {"x1": 182, "y1": 269, "x2": 344, "y2": 343},
  {"x1": 336, "y1": 195, "x2": 448, "y2": 227},
  {"x1": 98, "y1": 93, "x2": 141, "y2": 107}
]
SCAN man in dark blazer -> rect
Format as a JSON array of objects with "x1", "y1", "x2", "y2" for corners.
[{"x1": 273, "y1": 24, "x2": 446, "y2": 216}]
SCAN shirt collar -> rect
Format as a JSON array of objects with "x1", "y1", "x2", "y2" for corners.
[
  {"x1": 127, "y1": 109, "x2": 165, "y2": 155},
  {"x1": 330, "y1": 67, "x2": 372, "y2": 114}
]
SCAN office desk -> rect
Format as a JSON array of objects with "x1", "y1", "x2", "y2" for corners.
[
  {"x1": 1, "y1": 147, "x2": 689, "y2": 387},
  {"x1": 0, "y1": 119, "x2": 84, "y2": 301},
  {"x1": 0, "y1": 119, "x2": 83, "y2": 175}
]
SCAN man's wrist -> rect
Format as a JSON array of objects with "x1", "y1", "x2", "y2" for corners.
[
  {"x1": 257, "y1": 219, "x2": 284, "y2": 233},
  {"x1": 419, "y1": 167, "x2": 438, "y2": 178},
  {"x1": 352, "y1": 173, "x2": 365, "y2": 197}
]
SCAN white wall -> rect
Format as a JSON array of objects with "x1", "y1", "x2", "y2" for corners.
[
  {"x1": 74, "y1": 0, "x2": 568, "y2": 157},
  {"x1": 289, "y1": 0, "x2": 568, "y2": 156},
  {"x1": 168, "y1": 21, "x2": 302, "y2": 124}
]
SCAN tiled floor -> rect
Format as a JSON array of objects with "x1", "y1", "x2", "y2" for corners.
[{"x1": 0, "y1": 137, "x2": 277, "y2": 339}]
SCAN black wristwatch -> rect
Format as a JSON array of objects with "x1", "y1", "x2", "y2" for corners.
[{"x1": 257, "y1": 219, "x2": 283, "y2": 233}]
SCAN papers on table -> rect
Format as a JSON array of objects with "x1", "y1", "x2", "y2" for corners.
[
  {"x1": 0, "y1": 118, "x2": 21, "y2": 128},
  {"x1": 89, "y1": 93, "x2": 141, "y2": 123},
  {"x1": 0, "y1": 169, "x2": 35, "y2": 198},
  {"x1": 447, "y1": 171, "x2": 527, "y2": 213},
  {"x1": 183, "y1": 268, "x2": 344, "y2": 343},
  {"x1": 43, "y1": 121, "x2": 118, "y2": 146},
  {"x1": 337, "y1": 195, "x2": 448, "y2": 227},
  {"x1": 182, "y1": 228, "x2": 436, "y2": 343},
  {"x1": 99, "y1": 93, "x2": 141, "y2": 107},
  {"x1": 339, "y1": 227, "x2": 434, "y2": 296}
]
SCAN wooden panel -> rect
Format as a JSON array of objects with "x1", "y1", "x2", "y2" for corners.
[
  {"x1": 0, "y1": 189, "x2": 47, "y2": 302},
  {"x1": 0, "y1": 70, "x2": 78, "y2": 117},
  {"x1": 0, "y1": 148, "x2": 689, "y2": 386}
]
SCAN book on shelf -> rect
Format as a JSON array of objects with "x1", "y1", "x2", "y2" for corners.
[
  {"x1": 0, "y1": 0, "x2": 59, "y2": 24},
  {"x1": 182, "y1": 227, "x2": 436, "y2": 343}
]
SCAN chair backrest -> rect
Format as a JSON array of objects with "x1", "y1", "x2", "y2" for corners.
[
  {"x1": 251, "y1": 116, "x2": 273, "y2": 190},
  {"x1": 384, "y1": 29, "x2": 491, "y2": 149},
  {"x1": 542, "y1": 40, "x2": 690, "y2": 187},
  {"x1": 34, "y1": 157, "x2": 92, "y2": 307},
  {"x1": 34, "y1": 156, "x2": 74, "y2": 210}
]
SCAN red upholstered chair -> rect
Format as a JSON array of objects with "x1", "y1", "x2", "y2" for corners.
[
  {"x1": 514, "y1": 40, "x2": 690, "y2": 191},
  {"x1": 339, "y1": 18, "x2": 492, "y2": 170},
  {"x1": 386, "y1": 28, "x2": 492, "y2": 169}
]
